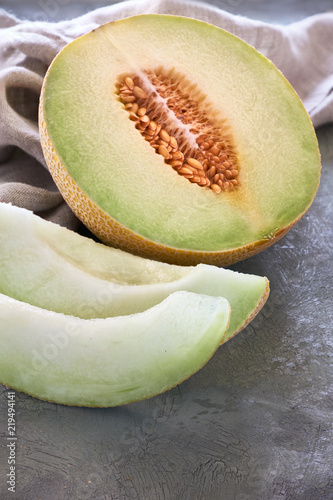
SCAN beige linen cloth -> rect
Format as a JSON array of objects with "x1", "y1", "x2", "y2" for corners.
[{"x1": 1, "y1": 0, "x2": 333, "y2": 229}]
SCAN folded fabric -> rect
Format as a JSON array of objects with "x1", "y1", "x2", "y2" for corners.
[{"x1": 0, "y1": 0, "x2": 332, "y2": 227}]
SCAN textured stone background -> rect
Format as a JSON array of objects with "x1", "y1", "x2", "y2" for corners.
[{"x1": 0, "y1": 1, "x2": 332, "y2": 499}]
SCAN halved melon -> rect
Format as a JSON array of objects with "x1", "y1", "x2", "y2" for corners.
[
  {"x1": 0, "y1": 291, "x2": 230, "y2": 406},
  {"x1": 0, "y1": 203, "x2": 269, "y2": 339},
  {"x1": 40, "y1": 14, "x2": 321, "y2": 266}
]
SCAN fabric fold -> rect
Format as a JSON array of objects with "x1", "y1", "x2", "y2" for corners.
[{"x1": 0, "y1": 0, "x2": 332, "y2": 226}]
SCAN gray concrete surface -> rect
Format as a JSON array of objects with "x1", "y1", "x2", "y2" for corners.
[{"x1": 0, "y1": 1, "x2": 332, "y2": 499}]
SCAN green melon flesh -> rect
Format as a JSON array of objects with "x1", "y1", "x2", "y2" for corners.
[
  {"x1": 0, "y1": 203, "x2": 269, "y2": 339},
  {"x1": 42, "y1": 14, "x2": 320, "y2": 252},
  {"x1": 0, "y1": 291, "x2": 230, "y2": 406}
]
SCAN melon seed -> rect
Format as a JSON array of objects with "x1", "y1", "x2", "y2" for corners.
[
  {"x1": 117, "y1": 71, "x2": 239, "y2": 193},
  {"x1": 209, "y1": 146, "x2": 220, "y2": 155},
  {"x1": 211, "y1": 183, "x2": 221, "y2": 193},
  {"x1": 187, "y1": 158, "x2": 203, "y2": 170},
  {"x1": 158, "y1": 145, "x2": 169, "y2": 159},
  {"x1": 125, "y1": 76, "x2": 134, "y2": 90},
  {"x1": 131, "y1": 103, "x2": 139, "y2": 114},
  {"x1": 169, "y1": 136, "x2": 178, "y2": 149},
  {"x1": 179, "y1": 167, "x2": 193, "y2": 175},
  {"x1": 133, "y1": 86, "x2": 147, "y2": 99},
  {"x1": 122, "y1": 95, "x2": 136, "y2": 103},
  {"x1": 159, "y1": 129, "x2": 170, "y2": 143},
  {"x1": 137, "y1": 107, "x2": 146, "y2": 117},
  {"x1": 172, "y1": 151, "x2": 184, "y2": 161}
]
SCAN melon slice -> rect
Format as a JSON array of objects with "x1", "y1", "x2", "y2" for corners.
[
  {"x1": 40, "y1": 14, "x2": 321, "y2": 266},
  {"x1": 0, "y1": 291, "x2": 230, "y2": 406},
  {"x1": 0, "y1": 203, "x2": 269, "y2": 339}
]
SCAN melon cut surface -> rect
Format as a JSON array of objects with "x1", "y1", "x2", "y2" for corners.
[
  {"x1": 0, "y1": 203, "x2": 269, "y2": 339},
  {"x1": 0, "y1": 291, "x2": 230, "y2": 406},
  {"x1": 40, "y1": 14, "x2": 321, "y2": 266}
]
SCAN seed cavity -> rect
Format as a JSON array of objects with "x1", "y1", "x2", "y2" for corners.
[{"x1": 116, "y1": 68, "x2": 239, "y2": 193}]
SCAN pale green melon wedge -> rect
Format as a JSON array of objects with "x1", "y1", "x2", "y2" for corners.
[
  {"x1": 0, "y1": 291, "x2": 230, "y2": 406},
  {"x1": 0, "y1": 203, "x2": 269, "y2": 339}
]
